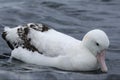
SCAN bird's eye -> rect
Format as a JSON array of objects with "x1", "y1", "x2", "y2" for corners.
[{"x1": 96, "y1": 42, "x2": 99, "y2": 46}]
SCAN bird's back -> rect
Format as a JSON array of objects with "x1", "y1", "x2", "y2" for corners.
[{"x1": 28, "y1": 29, "x2": 81, "y2": 57}]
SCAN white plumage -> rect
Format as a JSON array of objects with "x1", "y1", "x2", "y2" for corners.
[{"x1": 2, "y1": 23, "x2": 110, "y2": 72}]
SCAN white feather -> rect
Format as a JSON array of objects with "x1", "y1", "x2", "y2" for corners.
[{"x1": 3, "y1": 23, "x2": 109, "y2": 72}]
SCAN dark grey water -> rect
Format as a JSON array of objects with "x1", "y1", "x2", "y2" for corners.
[{"x1": 0, "y1": 0, "x2": 120, "y2": 80}]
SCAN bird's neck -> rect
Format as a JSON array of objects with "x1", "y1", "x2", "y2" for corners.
[{"x1": 81, "y1": 41, "x2": 97, "y2": 57}]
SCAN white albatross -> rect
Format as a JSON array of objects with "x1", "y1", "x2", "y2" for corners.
[{"x1": 2, "y1": 23, "x2": 110, "y2": 72}]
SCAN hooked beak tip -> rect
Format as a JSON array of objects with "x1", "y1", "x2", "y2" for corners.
[
  {"x1": 101, "y1": 68, "x2": 108, "y2": 73},
  {"x1": 97, "y1": 50, "x2": 108, "y2": 73}
]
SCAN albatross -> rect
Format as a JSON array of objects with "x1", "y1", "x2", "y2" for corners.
[{"x1": 2, "y1": 23, "x2": 110, "y2": 72}]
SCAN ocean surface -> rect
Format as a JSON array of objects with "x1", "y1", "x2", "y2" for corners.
[{"x1": 0, "y1": 0, "x2": 120, "y2": 80}]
